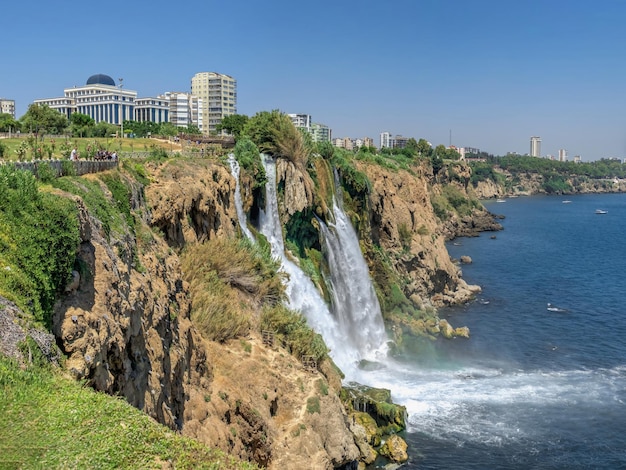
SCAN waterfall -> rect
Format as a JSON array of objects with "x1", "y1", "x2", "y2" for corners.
[
  {"x1": 258, "y1": 155, "x2": 358, "y2": 369},
  {"x1": 318, "y1": 188, "x2": 389, "y2": 362},
  {"x1": 228, "y1": 154, "x2": 254, "y2": 242}
]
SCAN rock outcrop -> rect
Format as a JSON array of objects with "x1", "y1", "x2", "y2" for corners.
[
  {"x1": 53, "y1": 172, "x2": 209, "y2": 430},
  {"x1": 357, "y1": 161, "x2": 481, "y2": 307}
]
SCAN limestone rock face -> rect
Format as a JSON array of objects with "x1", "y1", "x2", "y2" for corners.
[
  {"x1": 276, "y1": 157, "x2": 315, "y2": 216},
  {"x1": 50, "y1": 163, "x2": 362, "y2": 469},
  {"x1": 145, "y1": 160, "x2": 239, "y2": 247},
  {"x1": 472, "y1": 178, "x2": 503, "y2": 199},
  {"x1": 358, "y1": 161, "x2": 478, "y2": 307},
  {"x1": 183, "y1": 338, "x2": 360, "y2": 470},
  {"x1": 53, "y1": 179, "x2": 210, "y2": 430}
]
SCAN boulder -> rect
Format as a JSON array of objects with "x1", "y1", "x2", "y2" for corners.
[{"x1": 379, "y1": 434, "x2": 408, "y2": 463}]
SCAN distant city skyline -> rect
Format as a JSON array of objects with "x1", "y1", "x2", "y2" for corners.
[{"x1": 2, "y1": 0, "x2": 625, "y2": 160}]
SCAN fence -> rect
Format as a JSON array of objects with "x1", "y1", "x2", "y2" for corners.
[{"x1": 2, "y1": 158, "x2": 118, "y2": 177}]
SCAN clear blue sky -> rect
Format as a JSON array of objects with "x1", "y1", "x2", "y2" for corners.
[{"x1": 3, "y1": 0, "x2": 625, "y2": 160}]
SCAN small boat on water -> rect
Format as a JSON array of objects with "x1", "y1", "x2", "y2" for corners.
[
  {"x1": 496, "y1": 198, "x2": 506, "y2": 203},
  {"x1": 595, "y1": 209, "x2": 608, "y2": 214},
  {"x1": 562, "y1": 200, "x2": 572, "y2": 204},
  {"x1": 547, "y1": 303, "x2": 568, "y2": 313}
]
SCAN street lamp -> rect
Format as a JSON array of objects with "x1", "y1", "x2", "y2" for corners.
[{"x1": 118, "y1": 78, "x2": 124, "y2": 139}]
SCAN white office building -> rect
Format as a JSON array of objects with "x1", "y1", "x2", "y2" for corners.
[{"x1": 35, "y1": 74, "x2": 136, "y2": 126}]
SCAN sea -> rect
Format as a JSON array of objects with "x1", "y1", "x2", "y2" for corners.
[{"x1": 368, "y1": 193, "x2": 626, "y2": 469}]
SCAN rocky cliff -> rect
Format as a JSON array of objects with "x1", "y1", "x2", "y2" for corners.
[
  {"x1": 471, "y1": 167, "x2": 626, "y2": 199},
  {"x1": 356, "y1": 160, "x2": 481, "y2": 309},
  {"x1": 46, "y1": 154, "x2": 498, "y2": 468},
  {"x1": 50, "y1": 160, "x2": 360, "y2": 469}
]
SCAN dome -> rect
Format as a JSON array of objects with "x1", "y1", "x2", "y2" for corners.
[{"x1": 86, "y1": 74, "x2": 116, "y2": 86}]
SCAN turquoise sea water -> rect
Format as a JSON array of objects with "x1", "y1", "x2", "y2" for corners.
[{"x1": 394, "y1": 193, "x2": 626, "y2": 469}]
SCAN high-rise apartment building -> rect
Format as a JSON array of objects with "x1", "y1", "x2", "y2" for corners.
[
  {"x1": 310, "y1": 123, "x2": 331, "y2": 142},
  {"x1": 288, "y1": 114, "x2": 312, "y2": 133},
  {"x1": 380, "y1": 132, "x2": 392, "y2": 149},
  {"x1": 558, "y1": 148, "x2": 567, "y2": 162},
  {"x1": 0, "y1": 99, "x2": 16, "y2": 118},
  {"x1": 530, "y1": 136, "x2": 541, "y2": 157},
  {"x1": 158, "y1": 92, "x2": 203, "y2": 132},
  {"x1": 190, "y1": 72, "x2": 236, "y2": 136}
]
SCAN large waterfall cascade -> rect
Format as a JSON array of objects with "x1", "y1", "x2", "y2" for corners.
[
  {"x1": 229, "y1": 154, "x2": 390, "y2": 377},
  {"x1": 318, "y1": 174, "x2": 389, "y2": 362},
  {"x1": 257, "y1": 155, "x2": 360, "y2": 369}
]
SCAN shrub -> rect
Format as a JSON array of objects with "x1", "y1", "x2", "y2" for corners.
[
  {"x1": 182, "y1": 238, "x2": 284, "y2": 306},
  {"x1": 60, "y1": 160, "x2": 76, "y2": 177},
  {"x1": 234, "y1": 137, "x2": 266, "y2": 189},
  {"x1": 35, "y1": 161, "x2": 57, "y2": 183},
  {"x1": 52, "y1": 177, "x2": 123, "y2": 238},
  {"x1": 260, "y1": 304, "x2": 328, "y2": 363},
  {"x1": 0, "y1": 166, "x2": 80, "y2": 325},
  {"x1": 397, "y1": 223, "x2": 412, "y2": 251},
  {"x1": 181, "y1": 238, "x2": 287, "y2": 342},
  {"x1": 185, "y1": 267, "x2": 251, "y2": 342}
]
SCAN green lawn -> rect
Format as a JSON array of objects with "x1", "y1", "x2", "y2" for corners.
[
  {"x1": 0, "y1": 357, "x2": 257, "y2": 470},
  {"x1": 0, "y1": 137, "x2": 174, "y2": 161}
]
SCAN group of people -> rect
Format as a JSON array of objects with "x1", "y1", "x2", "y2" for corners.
[
  {"x1": 69, "y1": 148, "x2": 117, "y2": 161},
  {"x1": 94, "y1": 150, "x2": 118, "y2": 161}
]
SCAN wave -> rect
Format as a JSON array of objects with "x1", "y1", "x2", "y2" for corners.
[{"x1": 351, "y1": 358, "x2": 626, "y2": 446}]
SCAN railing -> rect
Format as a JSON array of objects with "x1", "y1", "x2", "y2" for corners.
[{"x1": 1, "y1": 158, "x2": 118, "y2": 177}]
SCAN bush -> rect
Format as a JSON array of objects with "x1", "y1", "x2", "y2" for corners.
[
  {"x1": 260, "y1": 304, "x2": 328, "y2": 363},
  {"x1": 181, "y1": 238, "x2": 286, "y2": 342},
  {"x1": 0, "y1": 166, "x2": 80, "y2": 325},
  {"x1": 52, "y1": 176, "x2": 124, "y2": 238},
  {"x1": 35, "y1": 161, "x2": 57, "y2": 183},
  {"x1": 186, "y1": 268, "x2": 251, "y2": 342},
  {"x1": 234, "y1": 137, "x2": 266, "y2": 189}
]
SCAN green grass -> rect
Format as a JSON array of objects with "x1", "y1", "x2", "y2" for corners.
[
  {"x1": 0, "y1": 357, "x2": 258, "y2": 470},
  {"x1": 0, "y1": 137, "x2": 175, "y2": 161}
]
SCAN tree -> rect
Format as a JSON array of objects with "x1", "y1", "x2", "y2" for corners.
[
  {"x1": 185, "y1": 124, "x2": 201, "y2": 135},
  {"x1": 19, "y1": 104, "x2": 68, "y2": 138},
  {"x1": 404, "y1": 138, "x2": 419, "y2": 155},
  {"x1": 159, "y1": 122, "x2": 179, "y2": 137},
  {"x1": 216, "y1": 114, "x2": 249, "y2": 139},
  {"x1": 93, "y1": 121, "x2": 119, "y2": 138},
  {"x1": 70, "y1": 113, "x2": 95, "y2": 137},
  {"x1": 316, "y1": 140, "x2": 335, "y2": 159},
  {"x1": 242, "y1": 110, "x2": 280, "y2": 152},
  {"x1": 445, "y1": 147, "x2": 461, "y2": 160},
  {"x1": 0, "y1": 113, "x2": 20, "y2": 132},
  {"x1": 416, "y1": 138, "x2": 432, "y2": 158}
]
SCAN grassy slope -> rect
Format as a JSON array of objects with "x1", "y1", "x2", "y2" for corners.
[{"x1": 0, "y1": 357, "x2": 257, "y2": 470}]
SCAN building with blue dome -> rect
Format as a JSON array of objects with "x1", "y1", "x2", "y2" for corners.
[{"x1": 34, "y1": 74, "x2": 170, "y2": 130}]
